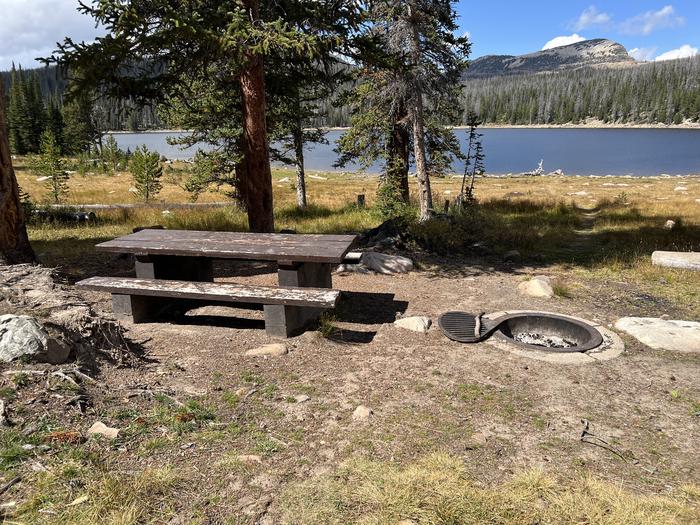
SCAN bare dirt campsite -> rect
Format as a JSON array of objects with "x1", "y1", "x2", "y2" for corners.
[{"x1": 1, "y1": 164, "x2": 699, "y2": 524}]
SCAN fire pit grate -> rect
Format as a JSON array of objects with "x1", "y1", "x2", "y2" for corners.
[{"x1": 494, "y1": 312, "x2": 603, "y2": 353}]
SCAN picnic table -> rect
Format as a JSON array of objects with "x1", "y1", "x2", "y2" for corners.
[{"x1": 77, "y1": 229, "x2": 358, "y2": 337}]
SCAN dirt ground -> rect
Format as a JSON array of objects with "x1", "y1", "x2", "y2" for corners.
[{"x1": 6, "y1": 252, "x2": 690, "y2": 523}]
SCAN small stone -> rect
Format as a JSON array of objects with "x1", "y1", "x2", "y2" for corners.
[
  {"x1": 394, "y1": 316, "x2": 431, "y2": 333},
  {"x1": 517, "y1": 276, "x2": 554, "y2": 298},
  {"x1": 237, "y1": 454, "x2": 263, "y2": 464},
  {"x1": 245, "y1": 343, "x2": 288, "y2": 357},
  {"x1": 87, "y1": 421, "x2": 120, "y2": 440},
  {"x1": 294, "y1": 394, "x2": 311, "y2": 403},
  {"x1": 466, "y1": 432, "x2": 488, "y2": 449},
  {"x1": 352, "y1": 405, "x2": 373, "y2": 421},
  {"x1": 663, "y1": 220, "x2": 676, "y2": 230},
  {"x1": 674, "y1": 186, "x2": 688, "y2": 192},
  {"x1": 361, "y1": 252, "x2": 413, "y2": 274}
]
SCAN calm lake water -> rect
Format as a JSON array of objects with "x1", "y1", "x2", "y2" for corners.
[{"x1": 111, "y1": 128, "x2": 700, "y2": 177}]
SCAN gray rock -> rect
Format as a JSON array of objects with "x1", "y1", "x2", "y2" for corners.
[
  {"x1": 334, "y1": 263, "x2": 371, "y2": 274},
  {"x1": 614, "y1": 317, "x2": 700, "y2": 353},
  {"x1": 245, "y1": 343, "x2": 288, "y2": 357},
  {"x1": 361, "y1": 252, "x2": 413, "y2": 274},
  {"x1": 394, "y1": 316, "x2": 432, "y2": 333},
  {"x1": 517, "y1": 276, "x2": 554, "y2": 299},
  {"x1": 352, "y1": 405, "x2": 373, "y2": 421},
  {"x1": 0, "y1": 314, "x2": 70, "y2": 364},
  {"x1": 664, "y1": 219, "x2": 676, "y2": 230}
]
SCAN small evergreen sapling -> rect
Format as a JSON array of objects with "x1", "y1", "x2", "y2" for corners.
[
  {"x1": 131, "y1": 145, "x2": 163, "y2": 202},
  {"x1": 32, "y1": 130, "x2": 69, "y2": 204}
]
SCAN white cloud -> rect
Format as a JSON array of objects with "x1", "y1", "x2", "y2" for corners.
[
  {"x1": 619, "y1": 5, "x2": 684, "y2": 35},
  {"x1": 542, "y1": 34, "x2": 586, "y2": 51},
  {"x1": 654, "y1": 44, "x2": 699, "y2": 62},
  {"x1": 628, "y1": 47, "x2": 657, "y2": 61},
  {"x1": 0, "y1": 0, "x2": 104, "y2": 69},
  {"x1": 573, "y1": 6, "x2": 611, "y2": 31}
]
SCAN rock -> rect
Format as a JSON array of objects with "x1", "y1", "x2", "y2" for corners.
[
  {"x1": 352, "y1": 405, "x2": 373, "y2": 421},
  {"x1": 503, "y1": 249, "x2": 521, "y2": 262},
  {"x1": 87, "y1": 421, "x2": 120, "y2": 440},
  {"x1": 361, "y1": 252, "x2": 413, "y2": 274},
  {"x1": 0, "y1": 315, "x2": 70, "y2": 364},
  {"x1": 614, "y1": 317, "x2": 700, "y2": 353},
  {"x1": 651, "y1": 251, "x2": 700, "y2": 271},
  {"x1": 466, "y1": 431, "x2": 488, "y2": 449},
  {"x1": 674, "y1": 186, "x2": 688, "y2": 192},
  {"x1": 394, "y1": 316, "x2": 431, "y2": 333},
  {"x1": 294, "y1": 394, "x2": 311, "y2": 403},
  {"x1": 664, "y1": 220, "x2": 676, "y2": 230},
  {"x1": 334, "y1": 263, "x2": 371, "y2": 274},
  {"x1": 237, "y1": 454, "x2": 263, "y2": 464},
  {"x1": 568, "y1": 191, "x2": 588, "y2": 196},
  {"x1": 517, "y1": 276, "x2": 554, "y2": 299},
  {"x1": 36, "y1": 176, "x2": 50, "y2": 182},
  {"x1": 245, "y1": 343, "x2": 288, "y2": 357},
  {"x1": 278, "y1": 177, "x2": 290, "y2": 183}
]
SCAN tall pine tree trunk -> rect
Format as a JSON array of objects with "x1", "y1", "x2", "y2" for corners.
[
  {"x1": 0, "y1": 78, "x2": 35, "y2": 264},
  {"x1": 239, "y1": 0, "x2": 275, "y2": 233},
  {"x1": 293, "y1": 124, "x2": 307, "y2": 210},
  {"x1": 407, "y1": 6, "x2": 432, "y2": 221},
  {"x1": 390, "y1": 111, "x2": 410, "y2": 203}
]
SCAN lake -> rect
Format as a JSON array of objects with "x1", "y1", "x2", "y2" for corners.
[{"x1": 110, "y1": 128, "x2": 700, "y2": 177}]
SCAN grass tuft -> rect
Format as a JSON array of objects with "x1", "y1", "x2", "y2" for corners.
[{"x1": 281, "y1": 453, "x2": 700, "y2": 525}]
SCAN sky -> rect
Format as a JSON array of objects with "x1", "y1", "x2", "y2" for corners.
[{"x1": 0, "y1": 1, "x2": 699, "y2": 70}]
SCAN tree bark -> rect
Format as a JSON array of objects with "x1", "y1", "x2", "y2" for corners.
[
  {"x1": 239, "y1": 0, "x2": 275, "y2": 233},
  {"x1": 293, "y1": 125, "x2": 307, "y2": 210},
  {"x1": 0, "y1": 78, "x2": 35, "y2": 265},
  {"x1": 389, "y1": 111, "x2": 410, "y2": 203},
  {"x1": 407, "y1": 7, "x2": 433, "y2": 221}
]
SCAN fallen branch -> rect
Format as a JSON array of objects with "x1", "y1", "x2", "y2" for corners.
[
  {"x1": 580, "y1": 419, "x2": 656, "y2": 474},
  {"x1": 0, "y1": 476, "x2": 21, "y2": 496},
  {"x1": 0, "y1": 400, "x2": 8, "y2": 427}
]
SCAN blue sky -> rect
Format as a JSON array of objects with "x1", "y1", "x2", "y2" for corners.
[
  {"x1": 455, "y1": 1, "x2": 700, "y2": 61},
  {"x1": 0, "y1": 1, "x2": 698, "y2": 69}
]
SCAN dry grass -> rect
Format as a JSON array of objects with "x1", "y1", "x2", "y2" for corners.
[
  {"x1": 282, "y1": 453, "x2": 700, "y2": 525},
  {"x1": 14, "y1": 462, "x2": 181, "y2": 524},
  {"x1": 14, "y1": 158, "x2": 700, "y2": 313}
]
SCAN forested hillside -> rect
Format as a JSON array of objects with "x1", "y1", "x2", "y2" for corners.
[
  {"x1": 4, "y1": 54, "x2": 700, "y2": 146},
  {"x1": 460, "y1": 56, "x2": 700, "y2": 125}
]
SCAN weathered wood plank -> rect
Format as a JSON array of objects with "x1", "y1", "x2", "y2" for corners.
[
  {"x1": 96, "y1": 230, "x2": 357, "y2": 263},
  {"x1": 77, "y1": 276, "x2": 340, "y2": 308},
  {"x1": 651, "y1": 251, "x2": 700, "y2": 271}
]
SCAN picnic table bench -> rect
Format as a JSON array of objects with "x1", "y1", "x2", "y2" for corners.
[{"x1": 77, "y1": 229, "x2": 358, "y2": 337}]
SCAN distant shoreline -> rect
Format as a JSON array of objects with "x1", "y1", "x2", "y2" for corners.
[{"x1": 106, "y1": 122, "x2": 700, "y2": 134}]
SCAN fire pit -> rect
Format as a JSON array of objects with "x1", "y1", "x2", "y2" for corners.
[{"x1": 494, "y1": 312, "x2": 603, "y2": 353}]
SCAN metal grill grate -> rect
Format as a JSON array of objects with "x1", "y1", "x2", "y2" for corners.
[{"x1": 438, "y1": 311, "x2": 493, "y2": 343}]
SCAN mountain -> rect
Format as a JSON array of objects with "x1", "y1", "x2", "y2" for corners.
[{"x1": 465, "y1": 39, "x2": 635, "y2": 78}]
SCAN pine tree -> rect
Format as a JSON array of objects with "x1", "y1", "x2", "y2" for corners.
[
  {"x1": 131, "y1": 145, "x2": 163, "y2": 202},
  {"x1": 45, "y1": 94, "x2": 65, "y2": 152},
  {"x1": 101, "y1": 134, "x2": 122, "y2": 173},
  {"x1": 48, "y1": 0, "x2": 363, "y2": 232},
  {"x1": 32, "y1": 130, "x2": 69, "y2": 204},
  {"x1": 62, "y1": 92, "x2": 98, "y2": 154},
  {"x1": 0, "y1": 76, "x2": 35, "y2": 263}
]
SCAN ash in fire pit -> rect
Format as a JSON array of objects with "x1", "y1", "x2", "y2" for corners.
[
  {"x1": 512, "y1": 332, "x2": 576, "y2": 348},
  {"x1": 494, "y1": 312, "x2": 603, "y2": 353}
]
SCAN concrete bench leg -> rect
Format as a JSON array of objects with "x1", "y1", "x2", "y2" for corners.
[
  {"x1": 135, "y1": 255, "x2": 214, "y2": 282},
  {"x1": 112, "y1": 294, "x2": 173, "y2": 323},
  {"x1": 264, "y1": 262, "x2": 334, "y2": 337}
]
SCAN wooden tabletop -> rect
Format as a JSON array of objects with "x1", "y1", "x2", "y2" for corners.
[{"x1": 96, "y1": 229, "x2": 358, "y2": 264}]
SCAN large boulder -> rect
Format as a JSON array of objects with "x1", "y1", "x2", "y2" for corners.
[
  {"x1": 361, "y1": 252, "x2": 413, "y2": 274},
  {"x1": 0, "y1": 314, "x2": 70, "y2": 364},
  {"x1": 614, "y1": 317, "x2": 700, "y2": 353}
]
